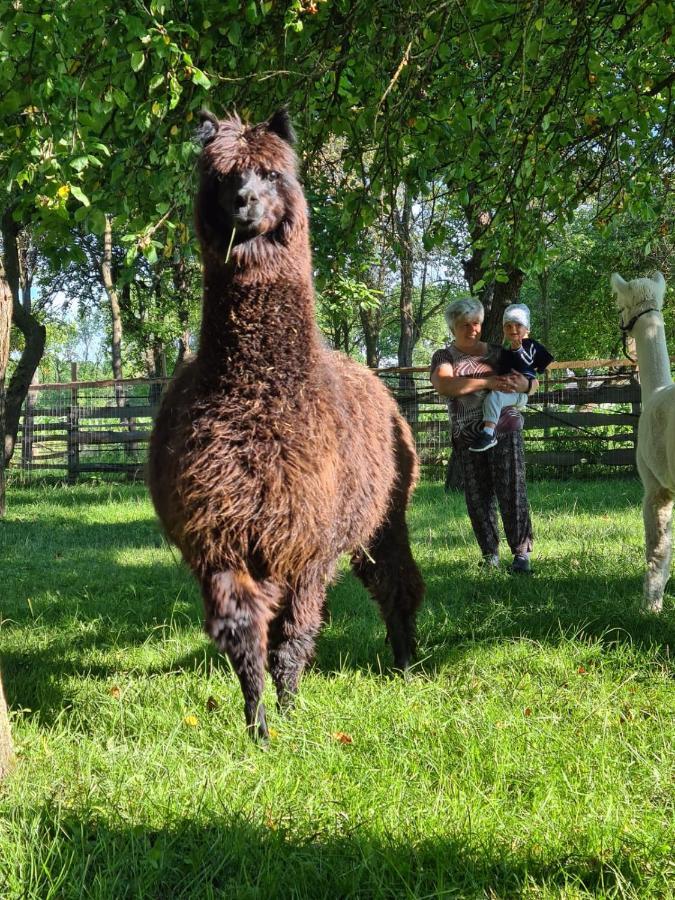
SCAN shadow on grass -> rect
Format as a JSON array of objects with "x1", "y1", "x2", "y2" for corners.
[
  {"x1": 316, "y1": 558, "x2": 674, "y2": 676},
  {"x1": 6, "y1": 805, "x2": 664, "y2": 900},
  {"x1": 1, "y1": 479, "x2": 672, "y2": 723}
]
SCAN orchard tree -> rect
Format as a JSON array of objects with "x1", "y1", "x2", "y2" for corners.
[
  {"x1": 1, "y1": 0, "x2": 672, "y2": 434},
  {"x1": 0, "y1": 257, "x2": 13, "y2": 775}
]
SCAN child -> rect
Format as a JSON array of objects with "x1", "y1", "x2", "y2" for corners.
[{"x1": 469, "y1": 303, "x2": 554, "y2": 452}]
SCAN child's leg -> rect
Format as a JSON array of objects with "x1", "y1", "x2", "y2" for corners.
[
  {"x1": 482, "y1": 390, "x2": 521, "y2": 432},
  {"x1": 471, "y1": 391, "x2": 526, "y2": 452}
]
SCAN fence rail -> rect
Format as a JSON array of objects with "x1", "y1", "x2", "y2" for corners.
[{"x1": 9, "y1": 357, "x2": 675, "y2": 484}]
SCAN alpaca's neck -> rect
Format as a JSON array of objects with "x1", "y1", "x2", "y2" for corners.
[
  {"x1": 633, "y1": 311, "x2": 672, "y2": 400},
  {"x1": 197, "y1": 255, "x2": 320, "y2": 382}
]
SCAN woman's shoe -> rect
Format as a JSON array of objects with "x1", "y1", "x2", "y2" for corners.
[
  {"x1": 510, "y1": 554, "x2": 532, "y2": 574},
  {"x1": 479, "y1": 553, "x2": 500, "y2": 569}
]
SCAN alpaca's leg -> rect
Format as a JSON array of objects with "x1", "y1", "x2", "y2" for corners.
[
  {"x1": 351, "y1": 417, "x2": 424, "y2": 670},
  {"x1": 268, "y1": 569, "x2": 327, "y2": 711},
  {"x1": 642, "y1": 478, "x2": 673, "y2": 613},
  {"x1": 202, "y1": 570, "x2": 280, "y2": 740},
  {"x1": 351, "y1": 515, "x2": 424, "y2": 671}
]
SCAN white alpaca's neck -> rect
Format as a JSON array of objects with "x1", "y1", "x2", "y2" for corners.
[{"x1": 632, "y1": 311, "x2": 672, "y2": 400}]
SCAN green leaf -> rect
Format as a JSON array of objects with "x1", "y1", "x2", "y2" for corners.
[
  {"x1": 143, "y1": 244, "x2": 159, "y2": 265},
  {"x1": 113, "y1": 88, "x2": 129, "y2": 108},
  {"x1": 89, "y1": 208, "x2": 107, "y2": 234},
  {"x1": 131, "y1": 51, "x2": 145, "y2": 72},
  {"x1": 70, "y1": 156, "x2": 89, "y2": 172},
  {"x1": 190, "y1": 68, "x2": 212, "y2": 90},
  {"x1": 70, "y1": 185, "x2": 90, "y2": 206}
]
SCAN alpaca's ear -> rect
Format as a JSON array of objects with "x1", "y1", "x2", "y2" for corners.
[
  {"x1": 195, "y1": 109, "x2": 219, "y2": 146},
  {"x1": 610, "y1": 273, "x2": 627, "y2": 294},
  {"x1": 267, "y1": 107, "x2": 296, "y2": 145},
  {"x1": 652, "y1": 272, "x2": 666, "y2": 289}
]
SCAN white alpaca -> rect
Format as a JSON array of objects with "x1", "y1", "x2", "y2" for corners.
[{"x1": 611, "y1": 271, "x2": 674, "y2": 612}]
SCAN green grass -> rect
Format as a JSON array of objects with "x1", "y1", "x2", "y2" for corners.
[{"x1": 0, "y1": 480, "x2": 673, "y2": 899}]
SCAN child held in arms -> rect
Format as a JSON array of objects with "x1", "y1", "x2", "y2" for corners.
[{"x1": 469, "y1": 303, "x2": 554, "y2": 452}]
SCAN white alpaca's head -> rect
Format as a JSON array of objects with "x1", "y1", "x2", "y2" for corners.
[{"x1": 610, "y1": 272, "x2": 666, "y2": 329}]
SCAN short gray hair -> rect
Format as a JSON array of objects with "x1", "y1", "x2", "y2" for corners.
[{"x1": 444, "y1": 297, "x2": 484, "y2": 335}]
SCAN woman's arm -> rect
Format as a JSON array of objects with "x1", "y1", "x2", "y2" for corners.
[
  {"x1": 503, "y1": 371, "x2": 539, "y2": 395},
  {"x1": 430, "y1": 363, "x2": 518, "y2": 398}
]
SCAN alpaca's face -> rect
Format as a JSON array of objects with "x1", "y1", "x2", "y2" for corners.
[
  {"x1": 216, "y1": 168, "x2": 285, "y2": 238},
  {"x1": 611, "y1": 272, "x2": 666, "y2": 328},
  {"x1": 195, "y1": 109, "x2": 306, "y2": 258}
]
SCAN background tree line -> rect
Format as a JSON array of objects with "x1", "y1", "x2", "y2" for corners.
[{"x1": 0, "y1": 0, "x2": 673, "y2": 469}]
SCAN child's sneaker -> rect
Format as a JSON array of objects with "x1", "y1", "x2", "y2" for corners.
[{"x1": 469, "y1": 431, "x2": 498, "y2": 452}]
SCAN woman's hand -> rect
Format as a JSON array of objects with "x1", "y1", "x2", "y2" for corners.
[{"x1": 496, "y1": 371, "x2": 536, "y2": 393}]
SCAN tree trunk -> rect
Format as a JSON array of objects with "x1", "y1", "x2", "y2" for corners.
[
  {"x1": 21, "y1": 369, "x2": 39, "y2": 469},
  {"x1": 394, "y1": 188, "x2": 419, "y2": 427},
  {"x1": 461, "y1": 194, "x2": 525, "y2": 344},
  {"x1": 360, "y1": 242, "x2": 387, "y2": 368},
  {"x1": 0, "y1": 259, "x2": 14, "y2": 779},
  {"x1": 481, "y1": 267, "x2": 526, "y2": 344},
  {"x1": 396, "y1": 188, "x2": 416, "y2": 369},
  {"x1": 1, "y1": 212, "x2": 46, "y2": 467},
  {"x1": 101, "y1": 215, "x2": 124, "y2": 385},
  {"x1": 173, "y1": 258, "x2": 194, "y2": 371},
  {"x1": 360, "y1": 308, "x2": 379, "y2": 367},
  {"x1": 0, "y1": 676, "x2": 12, "y2": 781},
  {"x1": 0, "y1": 258, "x2": 12, "y2": 516}
]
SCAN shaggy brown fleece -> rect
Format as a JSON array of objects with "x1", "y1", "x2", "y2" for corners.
[{"x1": 148, "y1": 109, "x2": 424, "y2": 740}]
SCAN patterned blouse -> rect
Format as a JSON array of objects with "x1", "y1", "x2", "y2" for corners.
[{"x1": 430, "y1": 343, "x2": 524, "y2": 448}]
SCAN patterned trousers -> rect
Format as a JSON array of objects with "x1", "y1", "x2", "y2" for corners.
[{"x1": 456, "y1": 430, "x2": 533, "y2": 558}]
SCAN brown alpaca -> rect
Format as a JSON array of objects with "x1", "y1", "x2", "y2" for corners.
[{"x1": 148, "y1": 109, "x2": 424, "y2": 740}]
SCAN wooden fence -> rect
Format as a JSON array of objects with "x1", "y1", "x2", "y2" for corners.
[
  {"x1": 9, "y1": 358, "x2": 675, "y2": 483},
  {"x1": 378, "y1": 357, "x2": 674, "y2": 477}
]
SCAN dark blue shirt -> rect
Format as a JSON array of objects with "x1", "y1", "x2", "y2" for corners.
[{"x1": 496, "y1": 338, "x2": 554, "y2": 378}]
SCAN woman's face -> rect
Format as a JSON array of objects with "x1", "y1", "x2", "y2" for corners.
[{"x1": 453, "y1": 315, "x2": 483, "y2": 344}]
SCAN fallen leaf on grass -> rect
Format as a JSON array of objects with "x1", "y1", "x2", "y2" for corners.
[
  {"x1": 523, "y1": 707, "x2": 532, "y2": 717},
  {"x1": 206, "y1": 696, "x2": 219, "y2": 711},
  {"x1": 333, "y1": 732, "x2": 353, "y2": 744},
  {"x1": 110, "y1": 686, "x2": 121, "y2": 699}
]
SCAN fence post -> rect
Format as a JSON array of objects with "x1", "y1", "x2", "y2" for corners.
[{"x1": 67, "y1": 361, "x2": 79, "y2": 484}]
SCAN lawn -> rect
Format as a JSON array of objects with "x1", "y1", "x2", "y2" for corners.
[{"x1": 0, "y1": 479, "x2": 673, "y2": 899}]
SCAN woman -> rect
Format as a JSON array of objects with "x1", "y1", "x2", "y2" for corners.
[{"x1": 430, "y1": 297, "x2": 537, "y2": 573}]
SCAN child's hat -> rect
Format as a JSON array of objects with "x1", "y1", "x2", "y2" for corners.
[{"x1": 503, "y1": 303, "x2": 530, "y2": 329}]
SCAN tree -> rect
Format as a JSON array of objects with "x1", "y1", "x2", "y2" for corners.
[
  {"x1": 520, "y1": 194, "x2": 674, "y2": 361},
  {"x1": 1, "y1": 0, "x2": 672, "y2": 439},
  {"x1": 0, "y1": 256, "x2": 14, "y2": 778},
  {"x1": 0, "y1": 676, "x2": 11, "y2": 781}
]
